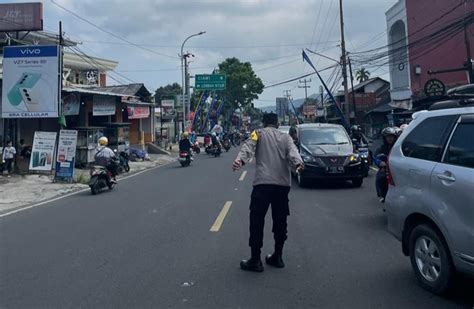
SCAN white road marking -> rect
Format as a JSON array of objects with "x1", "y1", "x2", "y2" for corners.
[
  {"x1": 0, "y1": 161, "x2": 174, "y2": 219},
  {"x1": 210, "y1": 201, "x2": 233, "y2": 232},
  {"x1": 239, "y1": 170, "x2": 248, "y2": 181}
]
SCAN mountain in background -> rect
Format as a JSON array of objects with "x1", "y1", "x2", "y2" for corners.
[{"x1": 257, "y1": 93, "x2": 320, "y2": 112}]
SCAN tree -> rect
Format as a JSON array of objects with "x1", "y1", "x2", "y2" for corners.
[
  {"x1": 216, "y1": 58, "x2": 264, "y2": 124},
  {"x1": 154, "y1": 82, "x2": 182, "y2": 102},
  {"x1": 355, "y1": 67, "x2": 370, "y2": 83}
]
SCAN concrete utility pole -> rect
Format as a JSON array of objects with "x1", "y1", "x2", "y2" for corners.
[
  {"x1": 348, "y1": 57, "x2": 357, "y2": 124},
  {"x1": 298, "y1": 78, "x2": 312, "y2": 101},
  {"x1": 180, "y1": 31, "x2": 205, "y2": 132},
  {"x1": 339, "y1": 0, "x2": 351, "y2": 124}
]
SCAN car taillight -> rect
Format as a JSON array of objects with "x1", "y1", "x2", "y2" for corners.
[{"x1": 387, "y1": 160, "x2": 395, "y2": 186}]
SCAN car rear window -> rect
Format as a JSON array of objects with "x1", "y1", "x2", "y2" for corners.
[
  {"x1": 401, "y1": 115, "x2": 457, "y2": 162},
  {"x1": 444, "y1": 122, "x2": 474, "y2": 169}
]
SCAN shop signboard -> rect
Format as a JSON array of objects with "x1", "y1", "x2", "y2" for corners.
[
  {"x1": 55, "y1": 130, "x2": 78, "y2": 180},
  {"x1": 29, "y1": 131, "x2": 57, "y2": 172},
  {"x1": 93, "y1": 95, "x2": 116, "y2": 116},
  {"x1": 127, "y1": 106, "x2": 150, "y2": 119},
  {"x1": 424, "y1": 79, "x2": 446, "y2": 97},
  {"x1": 2, "y1": 45, "x2": 59, "y2": 118},
  {"x1": 62, "y1": 93, "x2": 80, "y2": 116},
  {"x1": 0, "y1": 3, "x2": 43, "y2": 32}
]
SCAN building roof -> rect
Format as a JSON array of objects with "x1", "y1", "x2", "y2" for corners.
[{"x1": 88, "y1": 83, "x2": 151, "y2": 98}]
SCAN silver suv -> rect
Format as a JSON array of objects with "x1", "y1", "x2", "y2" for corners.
[{"x1": 386, "y1": 94, "x2": 474, "y2": 294}]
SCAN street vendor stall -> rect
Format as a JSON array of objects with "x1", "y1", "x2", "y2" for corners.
[{"x1": 74, "y1": 127, "x2": 105, "y2": 167}]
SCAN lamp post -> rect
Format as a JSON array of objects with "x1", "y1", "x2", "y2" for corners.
[{"x1": 180, "y1": 31, "x2": 206, "y2": 133}]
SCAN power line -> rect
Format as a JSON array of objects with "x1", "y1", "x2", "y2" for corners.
[
  {"x1": 263, "y1": 63, "x2": 338, "y2": 89},
  {"x1": 50, "y1": 0, "x2": 177, "y2": 60}
]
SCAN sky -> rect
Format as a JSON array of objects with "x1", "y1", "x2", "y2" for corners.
[{"x1": 35, "y1": 0, "x2": 396, "y2": 107}]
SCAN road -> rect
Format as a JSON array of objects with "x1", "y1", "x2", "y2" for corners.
[{"x1": 1, "y1": 148, "x2": 473, "y2": 308}]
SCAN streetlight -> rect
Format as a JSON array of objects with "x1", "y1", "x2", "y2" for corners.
[{"x1": 180, "y1": 31, "x2": 206, "y2": 133}]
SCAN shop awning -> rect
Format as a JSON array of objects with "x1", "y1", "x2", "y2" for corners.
[{"x1": 62, "y1": 87, "x2": 127, "y2": 97}]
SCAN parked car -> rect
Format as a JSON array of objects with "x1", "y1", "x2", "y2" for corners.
[
  {"x1": 295, "y1": 123, "x2": 364, "y2": 187},
  {"x1": 386, "y1": 87, "x2": 474, "y2": 294}
]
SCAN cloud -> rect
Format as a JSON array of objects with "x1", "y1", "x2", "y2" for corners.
[{"x1": 44, "y1": 0, "x2": 395, "y2": 106}]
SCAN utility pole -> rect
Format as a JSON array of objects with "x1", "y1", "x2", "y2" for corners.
[
  {"x1": 339, "y1": 0, "x2": 351, "y2": 124},
  {"x1": 348, "y1": 57, "x2": 357, "y2": 124},
  {"x1": 298, "y1": 78, "x2": 311, "y2": 101}
]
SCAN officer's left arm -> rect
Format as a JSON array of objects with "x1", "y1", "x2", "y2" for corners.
[{"x1": 236, "y1": 131, "x2": 257, "y2": 164}]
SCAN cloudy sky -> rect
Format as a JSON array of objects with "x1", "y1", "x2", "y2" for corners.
[{"x1": 40, "y1": 0, "x2": 395, "y2": 107}]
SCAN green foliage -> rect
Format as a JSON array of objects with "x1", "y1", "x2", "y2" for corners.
[
  {"x1": 355, "y1": 67, "x2": 370, "y2": 83},
  {"x1": 217, "y1": 57, "x2": 264, "y2": 117},
  {"x1": 155, "y1": 83, "x2": 182, "y2": 102}
]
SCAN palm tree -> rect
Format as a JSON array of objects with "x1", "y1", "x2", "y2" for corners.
[{"x1": 355, "y1": 67, "x2": 370, "y2": 83}]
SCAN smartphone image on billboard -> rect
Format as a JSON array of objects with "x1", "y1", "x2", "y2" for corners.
[
  {"x1": 20, "y1": 87, "x2": 43, "y2": 112},
  {"x1": 7, "y1": 72, "x2": 41, "y2": 107}
]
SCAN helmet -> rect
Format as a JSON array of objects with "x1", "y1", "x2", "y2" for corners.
[
  {"x1": 98, "y1": 136, "x2": 108, "y2": 146},
  {"x1": 351, "y1": 125, "x2": 361, "y2": 132},
  {"x1": 211, "y1": 132, "x2": 216, "y2": 137},
  {"x1": 381, "y1": 127, "x2": 397, "y2": 137},
  {"x1": 183, "y1": 132, "x2": 189, "y2": 138}
]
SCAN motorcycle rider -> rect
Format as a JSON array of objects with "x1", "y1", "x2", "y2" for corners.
[
  {"x1": 350, "y1": 125, "x2": 369, "y2": 147},
  {"x1": 95, "y1": 136, "x2": 118, "y2": 183},
  {"x1": 179, "y1": 132, "x2": 194, "y2": 160},
  {"x1": 374, "y1": 127, "x2": 398, "y2": 203},
  {"x1": 211, "y1": 132, "x2": 220, "y2": 149}
]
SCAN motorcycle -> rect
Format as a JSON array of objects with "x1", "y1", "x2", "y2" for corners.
[
  {"x1": 115, "y1": 150, "x2": 130, "y2": 173},
  {"x1": 353, "y1": 140, "x2": 371, "y2": 177},
  {"x1": 89, "y1": 164, "x2": 116, "y2": 195},
  {"x1": 222, "y1": 138, "x2": 231, "y2": 152},
  {"x1": 210, "y1": 144, "x2": 222, "y2": 157},
  {"x1": 178, "y1": 151, "x2": 192, "y2": 167},
  {"x1": 192, "y1": 142, "x2": 201, "y2": 154}
]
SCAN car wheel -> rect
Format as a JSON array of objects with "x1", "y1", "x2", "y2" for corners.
[
  {"x1": 297, "y1": 172, "x2": 309, "y2": 187},
  {"x1": 352, "y1": 177, "x2": 363, "y2": 187},
  {"x1": 409, "y1": 224, "x2": 454, "y2": 295}
]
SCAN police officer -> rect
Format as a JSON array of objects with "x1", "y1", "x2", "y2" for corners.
[{"x1": 233, "y1": 113, "x2": 304, "y2": 272}]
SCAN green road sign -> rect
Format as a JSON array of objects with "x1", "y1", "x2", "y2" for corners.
[{"x1": 195, "y1": 74, "x2": 226, "y2": 90}]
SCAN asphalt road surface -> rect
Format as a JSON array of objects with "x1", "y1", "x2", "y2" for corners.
[{"x1": 1, "y1": 148, "x2": 473, "y2": 308}]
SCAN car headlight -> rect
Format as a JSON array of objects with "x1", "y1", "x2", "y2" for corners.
[
  {"x1": 301, "y1": 149, "x2": 315, "y2": 163},
  {"x1": 348, "y1": 154, "x2": 361, "y2": 163}
]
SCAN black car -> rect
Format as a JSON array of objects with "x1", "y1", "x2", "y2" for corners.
[{"x1": 296, "y1": 123, "x2": 364, "y2": 187}]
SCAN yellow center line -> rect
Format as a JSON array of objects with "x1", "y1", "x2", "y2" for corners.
[
  {"x1": 239, "y1": 170, "x2": 248, "y2": 181},
  {"x1": 210, "y1": 201, "x2": 233, "y2": 232}
]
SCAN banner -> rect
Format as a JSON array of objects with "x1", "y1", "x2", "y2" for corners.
[
  {"x1": 127, "y1": 106, "x2": 150, "y2": 119},
  {"x1": 62, "y1": 93, "x2": 80, "y2": 116},
  {"x1": 55, "y1": 130, "x2": 78, "y2": 180},
  {"x1": 2, "y1": 45, "x2": 59, "y2": 118},
  {"x1": 29, "y1": 131, "x2": 57, "y2": 171},
  {"x1": 93, "y1": 95, "x2": 116, "y2": 116},
  {"x1": 0, "y1": 3, "x2": 43, "y2": 32}
]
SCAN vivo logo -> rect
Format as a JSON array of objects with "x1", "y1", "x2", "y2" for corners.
[{"x1": 20, "y1": 48, "x2": 41, "y2": 55}]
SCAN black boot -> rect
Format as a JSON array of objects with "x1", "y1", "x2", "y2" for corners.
[
  {"x1": 266, "y1": 243, "x2": 285, "y2": 268},
  {"x1": 240, "y1": 248, "x2": 264, "y2": 272}
]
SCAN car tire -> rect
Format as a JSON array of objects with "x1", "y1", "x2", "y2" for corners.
[
  {"x1": 297, "y1": 173, "x2": 309, "y2": 188},
  {"x1": 408, "y1": 224, "x2": 455, "y2": 295},
  {"x1": 352, "y1": 177, "x2": 363, "y2": 187}
]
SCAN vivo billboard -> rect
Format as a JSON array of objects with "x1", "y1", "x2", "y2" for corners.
[{"x1": 0, "y1": 2, "x2": 43, "y2": 32}]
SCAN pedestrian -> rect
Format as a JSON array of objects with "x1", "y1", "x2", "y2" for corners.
[
  {"x1": 232, "y1": 113, "x2": 304, "y2": 272},
  {"x1": 2, "y1": 141, "x2": 16, "y2": 177}
]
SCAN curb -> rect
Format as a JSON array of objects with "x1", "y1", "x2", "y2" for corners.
[{"x1": 0, "y1": 159, "x2": 175, "y2": 219}]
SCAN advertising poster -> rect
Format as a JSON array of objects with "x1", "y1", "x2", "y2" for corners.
[
  {"x1": 55, "y1": 130, "x2": 78, "y2": 180},
  {"x1": 93, "y1": 96, "x2": 116, "y2": 116},
  {"x1": 62, "y1": 93, "x2": 80, "y2": 116},
  {"x1": 29, "y1": 131, "x2": 57, "y2": 171},
  {"x1": 127, "y1": 106, "x2": 150, "y2": 119},
  {"x1": 161, "y1": 99, "x2": 175, "y2": 119},
  {"x1": 2, "y1": 45, "x2": 60, "y2": 118}
]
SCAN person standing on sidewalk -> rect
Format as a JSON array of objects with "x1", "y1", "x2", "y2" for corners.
[
  {"x1": 233, "y1": 113, "x2": 304, "y2": 272},
  {"x1": 2, "y1": 141, "x2": 16, "y2": 177}
]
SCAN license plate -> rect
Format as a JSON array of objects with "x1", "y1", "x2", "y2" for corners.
[
  {"x1": 179, "y1": 157, "x2": 187, "y2": 161},
  {"x1": 328, "y1": 166, "x2": 344, "y2": 173}
]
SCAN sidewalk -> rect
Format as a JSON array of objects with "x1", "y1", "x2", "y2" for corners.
[{"x1": 0, "y1": 154, "x2": 175, "y2": 215}]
